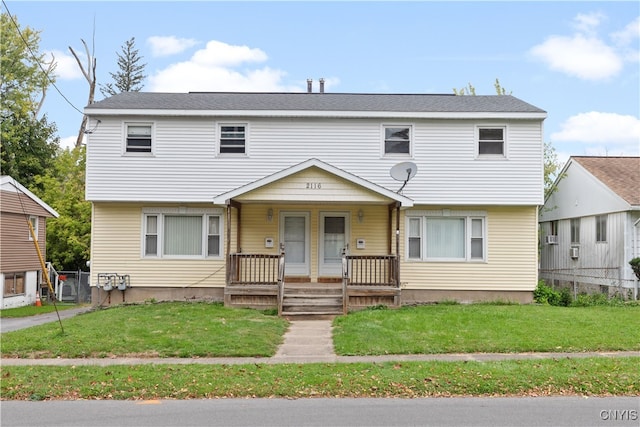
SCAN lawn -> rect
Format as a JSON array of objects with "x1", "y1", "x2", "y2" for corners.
[
  {"x1": 2, "y1": 301, "x2": 639, "y2": 400},
  {"x1": 333, "y1": 304, "x2": 640, "y2": 355},
  {"x1": 2, "y1": 357, "x2": 638, "y2": 400},
  {"x1": 3, "y1": 302, "x2": 639, "y2": 359},
  {"x1": 0, "y1": 302, "x2": 288, "y2": 358},
  {"x1": 0, "y1": 303, "x2": 83, "y2": 318}
]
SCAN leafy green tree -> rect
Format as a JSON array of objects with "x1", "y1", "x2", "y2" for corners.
[
  {"x1": 100, "y1": 37, "x2": 147, "y2": 97},
  {"x1": 0, "y1": 12, "x2": 59, "y2": 191},
  {"x1": 34, "y1": 147, "x2": 91, "y2": 271}
]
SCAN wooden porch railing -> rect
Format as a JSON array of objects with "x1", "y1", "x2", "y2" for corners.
[
  {"x1": 228, "y1": 249, "x2": 284, "y2": 285},
  {"x1": 342, "y1": 251, "x2": 399, "y2": 314},
  {"x1": 343, "y1": 254, "x2": 399, "y2": 286},
  {"x1": 227, "y1": 245, "x2": 286, "y2": 313}
]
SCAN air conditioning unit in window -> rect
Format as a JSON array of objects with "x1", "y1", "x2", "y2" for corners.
[
  {"x1": 570, "y1": 246, "x2": 579, "y2": 259},
  {"x1": 545, "y1": 235, "x2": 558, "y2": 245}
]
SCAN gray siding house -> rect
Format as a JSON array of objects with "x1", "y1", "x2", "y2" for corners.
[{"x1": 539, "y1": 156, "x2": 640, "y2": 299}]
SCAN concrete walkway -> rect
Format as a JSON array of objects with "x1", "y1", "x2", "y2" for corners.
[{"x1": 1, "y1": 312, "x2": 638, "y2": 366}]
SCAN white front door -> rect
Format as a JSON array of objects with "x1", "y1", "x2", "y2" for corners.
[
  {"x1": 319, "y1": 212, "x2": 349, "y2": 277},
  {"x1": 281, "y1": 212, "x2": 310, "y2": 276}
]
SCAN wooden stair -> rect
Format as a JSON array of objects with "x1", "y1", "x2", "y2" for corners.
[{"x1": 281, "y1": 282, "x2": 344, "y2": 316}]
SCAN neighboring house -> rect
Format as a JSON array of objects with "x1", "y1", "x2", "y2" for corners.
[
  {"x1": 539, "y1": 156, "x2": 640, "y2": 299},
  {"x1": 84, "y1": 90, "x2": 547, "y2": 313},
  {"x1": 0, "y1": 176, "x2": 59, "y2": 309}
]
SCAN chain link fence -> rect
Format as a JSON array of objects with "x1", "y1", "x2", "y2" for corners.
[
  {"x1": 41, "y1": 270, "x2": 91, "y2": 304},
  {"x1": 539, "y1": 267, "x2": 639, "y2": 301}
]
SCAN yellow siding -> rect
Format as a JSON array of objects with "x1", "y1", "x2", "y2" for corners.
[
  {"x1": 91, "y1": 203, "x2": 227, "y2": 288},
  {"x1": 236, "y1": 167, "x2": 390, "y2": 203},
  {"x1": 238, "y1": 204, "x2": 392, "y2": 280},
  {"x1": 400, "y1": 206, "x2": 538, "y2": 291}
]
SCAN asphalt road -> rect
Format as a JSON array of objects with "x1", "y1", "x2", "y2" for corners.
[{"x1": 1, "y1": 397, "x2": 639, "y2": 427}]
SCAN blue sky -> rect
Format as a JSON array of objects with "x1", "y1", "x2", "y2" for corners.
[{"x1": 4, "y1": 1, "x2": 640, "y2": 164}]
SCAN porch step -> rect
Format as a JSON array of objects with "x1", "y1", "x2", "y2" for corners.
[{"x1": 281, "y1": 282, "x2": 344, "y2": 316}]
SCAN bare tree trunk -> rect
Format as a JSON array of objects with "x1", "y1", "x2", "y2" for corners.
[{"x1": 69, "y1": 39, "x2": 97, "y2": 148}]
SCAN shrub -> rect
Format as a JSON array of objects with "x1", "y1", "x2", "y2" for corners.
[
  {"x1": 629, "y1": 257, "x2": 640, "y2": 281},
  {"x1": 533, "y1": 281, "x2": 560, "y2": 305}
]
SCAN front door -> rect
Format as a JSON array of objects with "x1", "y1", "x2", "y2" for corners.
[
  {"x1": 319, "y1": 212, "x2": 349, "y2": 277},
  {"x1": 281, "y1": 212, "x2": 310, "y2": 276}
]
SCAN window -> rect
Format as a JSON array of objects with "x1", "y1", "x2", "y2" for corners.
[
  {"x1": 570, "y1": 218, "x2": 580, "y2": 244},
  {"x1": 126, "y1": 124, "x2": 152, "y2": 153},
  {"x1": 407, "y1": 212, "x2": 485, "y2": 261},
  {"x1": 596, "y1": 214, "x2": 607, "y2": 242},
  {"x1": 28, "y1": 216, "x2": 38, "y2": 241},
  {"x1": 477, "y1": 127, "x2": 505, "y2": 156},
  {"x1": 143, "y1": 210, "x2": 222, "y2": 258},
  {"x1": 219, "y1": 124, "x2": 246, "y2": 154},
  {"x1": 3, "y1": 272, "x2": 25, "y2": 296},
  {"x1": 383, "y1": 125, "x2": 411, "y2": 155}
]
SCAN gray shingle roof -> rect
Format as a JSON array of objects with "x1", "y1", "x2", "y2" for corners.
[{"x1": 85, "y1": 92, "x2": 546, "y2": 113}]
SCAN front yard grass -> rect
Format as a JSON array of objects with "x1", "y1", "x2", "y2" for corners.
[
  {"x1": 0, "y1": 303, "x2": 83, "y2": 318},
  {"x1": 2, "y1": 301, "x2": 639, "y2": 400},
  {"x1": 333, "y1": 304, "x2": 640, "y2": 355},
  {"x1": 0, "y1": 302, "x2": 288, "y2": 358}
]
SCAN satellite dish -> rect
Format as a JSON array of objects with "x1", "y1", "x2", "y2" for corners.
[{"x1": 390, "y1": 162, "x2": 418, "y2": 193}]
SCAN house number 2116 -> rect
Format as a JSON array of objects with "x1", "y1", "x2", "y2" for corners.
[{"x1": 306, "y1": 182, "x2": 322, "y2": 189}]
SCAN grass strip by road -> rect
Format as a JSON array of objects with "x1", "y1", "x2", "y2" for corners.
[
  {"x1": 1, "y1": 357, "x2": 638, "y2": 400},
  {"x1": 0, "y1": 303, "x2": 84, "y2": 318},
  {"x1": 333, "y1": 304, "x2": 640, "y2": 355},
  {"x1": 1, "y1": 302, "x2": 288, "y2": 358}
]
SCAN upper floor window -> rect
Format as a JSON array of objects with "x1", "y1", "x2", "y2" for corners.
[
  {"x1": 219, "y1": 124, "x2": 246, "y2": 155},
  {"x1": 596, "y1": 214, "x2": 607, "y2": 242},
  {"x1": 477, "y1": 127, "x2": 506, "y2": 157},
  {"x1": 383, "y1": 125, "x2": 411, "y2": 155},
  {"x1": 126, "y1": 123, "x2": 152, "y2": 153},
  {"x1": 28, "y1": 216, "x2": 38, "y2": 241},
  {"x1": 406, "y1": 212, "x2": 485, "y2": 262},
  {"x1": 143, "y1": 209, "x2": 223, "y2": 258},
  {"x1": 570, "y1": 218, "x2": 580, "y2": 244}
]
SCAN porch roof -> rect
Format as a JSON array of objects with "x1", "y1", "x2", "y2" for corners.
[{"x1": 212, "y1": 158, "x2": 414, "y2": 207}]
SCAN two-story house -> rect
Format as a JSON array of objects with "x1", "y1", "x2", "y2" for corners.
[
  {"x1": 539, "y1": 156, "x2": 640, "y2": 299},
  {"x1": 84, "y1": 91, "x2": 547, "y2": 314},
  {"x1": 1, "y1": 176, "x2": 59, "y2": 309}
]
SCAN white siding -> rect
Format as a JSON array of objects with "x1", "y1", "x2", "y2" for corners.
[{"x1": 87, "y1": 117, "x2": 544, "y2": 205}]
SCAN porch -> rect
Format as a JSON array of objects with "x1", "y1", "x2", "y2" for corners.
[{"x1": 224, "y1": 249, "x2": 400, "y2": 315}]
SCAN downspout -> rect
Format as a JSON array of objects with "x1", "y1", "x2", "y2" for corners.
[
  {"x1": 225, "y1": 200, "x2": 232, "y2": 284},
  {"x1": 395, "y1": 202, "x2": 401, "y2": 286}
]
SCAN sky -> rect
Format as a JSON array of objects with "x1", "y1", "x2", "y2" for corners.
[{"x1": 4, "y1": 1, "x2": 640, "y2": 165}]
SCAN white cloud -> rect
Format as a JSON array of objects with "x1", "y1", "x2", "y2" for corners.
[
  {"x1": 191, "y1": 40, "x2": 267, "y2": 67},
  {"x1": 528, "y1": 13, "x2": 640, "y2": 80},
  {"x1": 551, "y1": 112, "x2": 640, "y2": 156},
  {"x1": 148, "y1": 40, "x2": 301, "y2": 92},
  {"x1": 611, "y1": 16, "x2": 640, "y2": 46},
  {"x1": 47, "y1": 50, "x2": 83, "y2": 80},
  {"x1": 529, "y1": 34, "x2": 622, "y2": 80},
  {"x1": 147, "y1": 36, "x2": 199, "y2": 57},
  {"x1": 572, "y1": 12, "x2": 605, "y2": 36},
  {"x1": 59, "y1": 135, "x2": 78, "y2": 151}
]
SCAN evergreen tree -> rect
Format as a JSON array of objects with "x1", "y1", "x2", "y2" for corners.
[{"x1": 100, "y1": 37, "x2": 147, "y2": 97}]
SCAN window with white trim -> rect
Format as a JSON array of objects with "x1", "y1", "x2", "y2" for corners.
[
  {"x1": 126, "y1": 123, "x2": 153, "y2": 153},
  {"x1": 406, "y1": 212, "x2": 486, "y2": 261},
  {"x1": 383, "y1": 125, "x2": 411, "y2": 155},
  {"x1": 28, "y1": 216, "x2": 38, "y2": 241},
  {"x1": 570, "y1": 218, "x2": 580, "y2": 244},
  {"x1": 219, "y1": 124, "x2": 246, "y2": 154},
  {"x1": 477, "y1": 126, "x2": 505, "y2": 157},
  {"x1": 143, "y1": 210, "x2": 223, "y2": 258}
]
